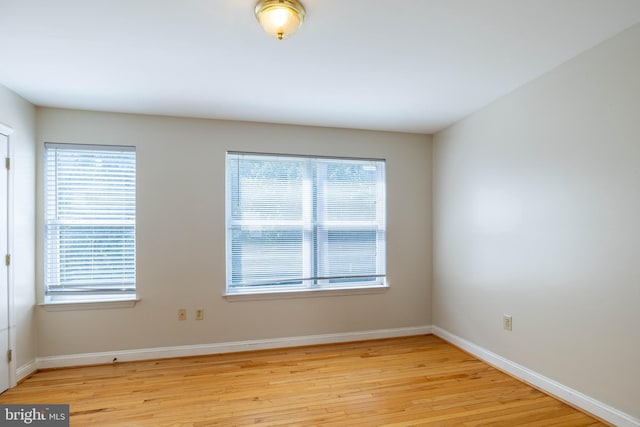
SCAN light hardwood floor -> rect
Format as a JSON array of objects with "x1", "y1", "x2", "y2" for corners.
[{"x1": 0, "y1": 335, "x2": 605, "y2": 426}]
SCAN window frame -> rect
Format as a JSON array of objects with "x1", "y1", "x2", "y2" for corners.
[
  {"x1": 225, "y1": 151, "x2": 387, "y2": 297},
  {"x1": 43, "y1": 142, "x2": 137, "y2": 306}
]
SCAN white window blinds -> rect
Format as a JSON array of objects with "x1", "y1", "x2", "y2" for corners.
[
  {"x1": 44, "y1": 143, "x2": 136, "y2": 297},
  {"x1": 226, "y1": 152, "x2": 386, "y2": 293}
]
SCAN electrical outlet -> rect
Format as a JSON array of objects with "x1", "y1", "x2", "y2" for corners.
[
  {"x1": 178, "y1": 309, "x2": 187, "y2": 321},
  {"x1": 195, "y1": 309, "x2": 204, "y2": 320},
  {"x1": 503, "y1": 314, "x2": 512, "y2": 331}
]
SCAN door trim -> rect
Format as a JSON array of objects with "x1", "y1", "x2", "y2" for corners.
[{"x1": 0, "y1": 122, "x2": 16, "y2": 389}]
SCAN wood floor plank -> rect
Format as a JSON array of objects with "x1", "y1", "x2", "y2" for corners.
[{"x1": 0, "y1": 335, "x2": 606, "y2": 426}]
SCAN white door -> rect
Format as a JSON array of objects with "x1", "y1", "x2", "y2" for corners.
[{"x1": 0, "y1": 132, "x2": 9, "y2": 392}]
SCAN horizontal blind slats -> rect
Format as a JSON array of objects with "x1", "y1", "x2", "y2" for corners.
[
  {"x1": 227, "y1": 153, "x2": 385, "y2": 290},
  {"x1": 45, "y1": 143, "x2": 136, "y2": 295}
]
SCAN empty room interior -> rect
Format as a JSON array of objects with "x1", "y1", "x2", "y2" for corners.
[{"x1": 0, "y1": 1, "x2": 639, "y2": 425}]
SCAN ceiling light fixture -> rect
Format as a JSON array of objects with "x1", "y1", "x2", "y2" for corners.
[{"x1": 254, "y1": 0, "x2": 306, "y2": 40}]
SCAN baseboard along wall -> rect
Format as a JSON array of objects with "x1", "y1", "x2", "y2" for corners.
[{"x1": 30, "y1": 325, "x2": 433, "y2": 371}]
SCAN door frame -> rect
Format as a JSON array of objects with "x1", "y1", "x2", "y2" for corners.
[{"x1": 0, "y1": 122, "x2": 16, "y2": 389}]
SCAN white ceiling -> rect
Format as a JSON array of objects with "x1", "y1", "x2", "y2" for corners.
[{"x1": 1, "y1": 1, "x2": 640, "y2": 134}]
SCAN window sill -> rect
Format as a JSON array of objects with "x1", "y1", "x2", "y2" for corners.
[
  {"x1": 39, "y1": 297, "x2": 140, "y2": 312},
  {"x1": 224, "y1": 284, "x2": 389, "y2": 302}
]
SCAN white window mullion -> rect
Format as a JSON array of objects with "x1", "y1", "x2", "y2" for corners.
[
  {"x1": 302, "y1": 159, "x2": 314, "y2": 287},
  {"x1": 315, "y1": 161, "x2": 329, "y2": 287}
]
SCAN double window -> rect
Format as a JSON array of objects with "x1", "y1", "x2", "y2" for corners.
[
  {"x1": 226, "y1": 152, "x2": 386, "y2": 295},
  {"x1": 44, "y1": 143, "x2": 136, "y2": 301}
]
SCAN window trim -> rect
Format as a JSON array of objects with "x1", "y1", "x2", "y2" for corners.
[
  {"x1": 43, "y1": 142, "x2": 137, "y2": 305},
  {"x1": 225, "y1": 151, "x2": 387, "y2": 297},
  {"x1": 223, "y1": 283, "x2": 389, "y2": 301},
  {"x1": 39, "y1": 297, "x2": 140, "y2": 312}
]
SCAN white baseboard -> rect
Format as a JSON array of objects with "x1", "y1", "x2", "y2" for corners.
[
  {"x1": 16, "y1": 360, "x2": 37, "y2": 383},
  {"x1": 432, "y1": 326, "x2": 639, "y2": 427},
  {"x1": 36, "y1": 325, "x2": 433, "y2": 370}
]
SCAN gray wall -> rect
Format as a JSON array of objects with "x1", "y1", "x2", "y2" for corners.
[
  {"x1": 433, "y1": 24, "x2": 640, "y2": 418},
  {"x1": 35, "y1": 109, "x2": 433, "y2": 356},
  {"x1": 0, "y1": 84, "x2": 37, "y2": 369}
]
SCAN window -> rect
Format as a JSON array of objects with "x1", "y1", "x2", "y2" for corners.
[
  {"x1": 44, "y1": 143, "x2": 136, "y2": 302},
  {"x1": 226, "y1": 152, "x2": 386, "y2": 295}
]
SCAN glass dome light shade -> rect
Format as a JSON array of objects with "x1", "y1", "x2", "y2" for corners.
[{"x1": 255, "y1": 0, "x2": 306, "y2": 40}]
